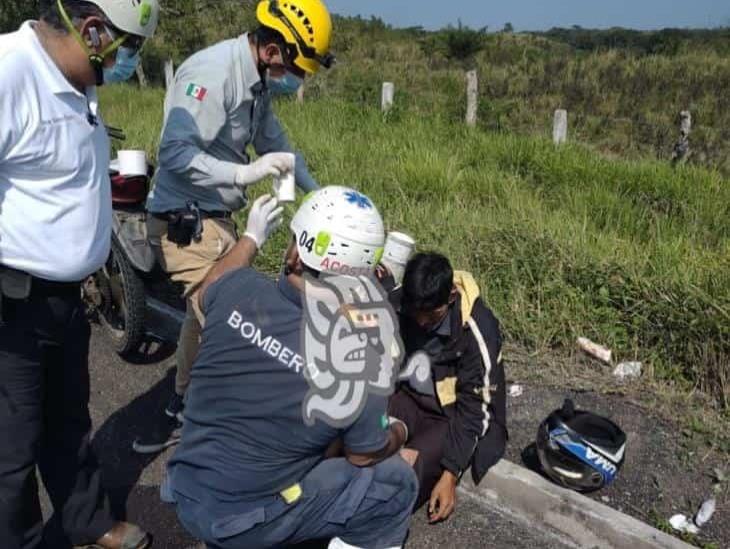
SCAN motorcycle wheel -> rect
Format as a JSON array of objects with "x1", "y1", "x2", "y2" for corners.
[{"x1": 86, "y1": 237, "x2": 147, "y2": 356}]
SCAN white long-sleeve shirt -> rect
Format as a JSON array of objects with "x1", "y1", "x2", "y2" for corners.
[{"x1": 0, "y1": 22, "x2": 112, "y2": 282}]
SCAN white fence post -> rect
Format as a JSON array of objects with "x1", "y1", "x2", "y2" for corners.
[
  {"x1": 381, "y1": 82, "x2": 395, "y2": 113},
  {"x1": 465, "y1": 70, "x2": 478, "y2": 127},
  {"x1": 553, "y1": 109, "x2": 568, "y2": 145},
  {"x1": 671, "y1": 110, "x2": 692, "y2": 165},
  {"x1": 135, "y1": 64, "x2": 148, "y2": 87},
  {"x1": 296, "y1": 84, "x2": 305, "y2": 104},
  {"x1": 164, "y1": 59, "x2": 175, "y2": 89}
]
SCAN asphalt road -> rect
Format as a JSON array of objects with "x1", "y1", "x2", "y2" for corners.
[{"x1": 38, "y1": 324, "x2": 573, "y2": 549}]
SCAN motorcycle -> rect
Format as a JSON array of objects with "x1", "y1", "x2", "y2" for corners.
[{"x1": 83, "y1": 159, "x2": 185, "y2": 356}]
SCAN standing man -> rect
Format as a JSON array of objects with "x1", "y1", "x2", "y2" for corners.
[
  {"x1": 163, "y1": 187, "x2": 417, "y2": 549},
  {"x1": 144, "y1": 0, "x2": 334, "y2": 434},
  {"x1": 390, "y1": 253, "x2": 507, "y2": 523},
  {"x1": 0, "y1": 1, "x2": 160, "y2": 548}
]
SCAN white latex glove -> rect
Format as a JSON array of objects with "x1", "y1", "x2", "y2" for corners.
[
  {"x1": 234, "y1": 152, "x2": 296, "y2": 187},
  {"x1": 244, "y1": 194, "x2": 284, "y2": 250}
]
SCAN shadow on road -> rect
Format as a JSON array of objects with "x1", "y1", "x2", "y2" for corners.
[
  {"x1": 42, "y1": 367, "x2": 194, "y2": 547},
  {"x1": 121, "y1": 337, "x2": 176, "y2": 366},
  {"x1": 520, "y1": 442, "x2": 541, "y2": 474},
  {"x1": 92, "y1": 367, "x2": 194, "y2": 546}
]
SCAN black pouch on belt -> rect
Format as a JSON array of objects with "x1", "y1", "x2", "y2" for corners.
[
  {"x1": 0, "y1": 268, "x2": 32, "y2": 323},
  {"x1": 167, "y1": 202, "x2": 204, "y2": 247}
]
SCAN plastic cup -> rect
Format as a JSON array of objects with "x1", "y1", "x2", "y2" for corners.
[
  {"x1": 117, "y1": 150, "x2": 147, "y2": 177},
  {"x1": 381, "y1": 231, "x2": 416, "y2": 284},
  {"x1": 273, "y1": 171, "x2": 296, "y2": 204}
]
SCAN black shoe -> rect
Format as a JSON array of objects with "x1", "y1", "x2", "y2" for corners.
[
  {"x1": 132, "y1": 417, "x2": 182, "y2": 454},
  {"x1": 165, "y1": 392, "x2": 185, "y2": 422}
]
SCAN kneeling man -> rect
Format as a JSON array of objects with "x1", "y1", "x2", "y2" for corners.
[
  {"x1": 390, "y1": 253, "x2": 507, "y2": 522},
  {"x1": 164, "y1": 187, "x2": 417, "y2": 549}
]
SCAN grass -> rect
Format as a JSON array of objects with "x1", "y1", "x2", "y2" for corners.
[
  {"x1": 100, "y1": 85, "x2": 730, "y2": 410},
  {"x1": 648, "y1": 509, "x2": 720, "y2": 549},
  {"x1": 298, "y1": 29, "x2": 730, "y2": 175}
]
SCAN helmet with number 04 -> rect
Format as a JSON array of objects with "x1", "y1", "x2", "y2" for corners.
[
  {"x1": 84, "y1": 0, "x2": 160, "y2": 39},
  {"x1": 256, "y1": 0, "x2": 334, "y2": 74},
  {"x1": 290, "y1": 186, "x2": 385, "y2": 275}
]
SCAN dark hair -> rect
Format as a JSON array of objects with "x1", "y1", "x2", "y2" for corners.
[
  {"x1": 40, "y1": 0, "x2": 104, "y2": 33},
  {"x1": 255, "y1": 25, "x2": 295, "y2": 63},
  {"x1": 402, "y1": 253, "x2": 454, "y2": 311},
  {"x1": 255, "y1": 25, "x2": 288, "y2": 49}
]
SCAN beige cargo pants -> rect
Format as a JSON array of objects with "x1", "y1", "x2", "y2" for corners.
[{"x1": 147, "y1": 216, "x2": 238, "y2": 396}]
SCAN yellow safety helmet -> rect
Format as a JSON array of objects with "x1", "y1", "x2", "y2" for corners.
[{"x1": 256, "y1": 0, "x2": 334, "y2": 74}]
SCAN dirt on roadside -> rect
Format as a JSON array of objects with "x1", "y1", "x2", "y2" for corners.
[{"x1": 503, "y1": 344, "x2": 729, "y2": 549}]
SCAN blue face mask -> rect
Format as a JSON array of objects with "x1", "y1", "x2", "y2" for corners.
[
  {"x1": 267, "y1": 71, "x2": 304, "y2": 95},
  {"x1": 103, "y1": 47, "x2": 141, "y2": 84}
]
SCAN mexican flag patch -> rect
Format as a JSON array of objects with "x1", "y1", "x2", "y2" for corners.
[{"x1": 186, "y1": 84, "x2": 207, "y2": 101}]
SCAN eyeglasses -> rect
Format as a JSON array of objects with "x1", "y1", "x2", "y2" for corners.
[
  {"x1": 268, "y1": 0, "x2": 335, "y2": 69},
  {"x1": 104, "y1": 24, "x2": 145, "y2": 53}
]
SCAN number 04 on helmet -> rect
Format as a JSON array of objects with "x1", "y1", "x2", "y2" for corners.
[{"x1": 256, "y1": 0, "x2": 335, "y2": 74}]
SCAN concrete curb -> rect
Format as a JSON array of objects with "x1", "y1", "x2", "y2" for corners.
[{"x1": 460, "y1": 460, "x2": 693, "y2": 549}]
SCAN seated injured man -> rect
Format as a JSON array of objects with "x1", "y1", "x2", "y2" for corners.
[
  {"x1": 389, "y1": 252, "x2": 507, "y2": 523},
  {"x1": 163, "y1": 186, "x2": 417, "y2": 549}
]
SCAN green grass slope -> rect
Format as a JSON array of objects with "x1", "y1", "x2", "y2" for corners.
[{"x1": 101, "y1": 86, "x2": 729, "y2": 408}]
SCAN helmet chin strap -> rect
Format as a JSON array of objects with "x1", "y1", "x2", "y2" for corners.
[
  {"x1": 253, "y1": 36, "x2": 268, "y2": 78},
  {"x1": 56, "y1": 0, "x2": 126, "y2": 86}
]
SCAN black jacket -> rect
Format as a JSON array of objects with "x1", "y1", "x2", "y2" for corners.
[{"x1": 392, "y1": 275, "x2": 507, "y2": 484}]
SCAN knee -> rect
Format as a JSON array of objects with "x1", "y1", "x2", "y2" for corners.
[
  {"x1": 376, "y1": 456, "x2": 419, "y2": 509},
  {"x1": 402, "y1": 463, "x2": 419, "y2": 508}
]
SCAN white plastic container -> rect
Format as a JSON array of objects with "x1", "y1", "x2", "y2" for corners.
[
  {"x1": 381, "y1": 231, "x2": 416, "y2": 284},
  {"x1": 117, "y1": 150, "x2": 148, "y2": 177},
  {"x1": 273, "y1": 171, "x2": 296, "y2": 204}
]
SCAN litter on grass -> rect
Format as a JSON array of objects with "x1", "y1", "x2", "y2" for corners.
[
  {"x1": 613, "y1": 361, "x2": 642, "y2": 380},
  {"x1": 694, "y1": 498, "x2": 716, "y2": 528},
  {"x1": 509, "y1": 384, "x2": 524, "y2": 398},
  {"x1": 669, "y1": 514, "x2": 699, "y2": 535},
  {"x1": 577, "y1": 337, "x2": 612, "y2": 364}
]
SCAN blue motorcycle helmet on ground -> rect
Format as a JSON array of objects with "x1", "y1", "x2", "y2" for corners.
[{"x1": 536, "y1": 399, "x2": 627, "y2": 492}]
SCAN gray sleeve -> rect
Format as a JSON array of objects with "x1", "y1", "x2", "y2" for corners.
[
  {"x1": 157, "y1": 74, "x2": 240, "y2": 189},
  {"x1": 253, "y1": 96, "x2": 320, "y2": 192}
]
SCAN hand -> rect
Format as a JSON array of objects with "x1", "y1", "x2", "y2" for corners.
[
  {"x1": 399, "y1": 447, "x2": 419, "y2": 467},
  {"x1": 244, "y1": 194, "x2": 284, "y2": 250},
  {"x1": 375, "y1": 263, "x2": 392, "y2": 282},
  {"x1": 235, "y1": 152, "x2": 296, "y2": 187},
  {"x1": 428, "y1": 470, "x2": 457, "y2": 523}
]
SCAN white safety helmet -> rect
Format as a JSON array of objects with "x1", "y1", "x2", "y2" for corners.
[
  {"x1": 290, "y1": 186, "x2": 386, "y2": 275},
  {"x1": 85, "y1": 0, "x2": 160, "y2": 39}
]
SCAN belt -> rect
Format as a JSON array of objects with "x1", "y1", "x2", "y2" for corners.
[
  {"x1": 0, "y1": 265, "x2": 81, "y2": 298},
  {"x1": 151, "y1": 210, "x2": 232, "y2": 221},
  {"x1": 32, "y1": 277, "x2": 82, "y2": 295}
]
